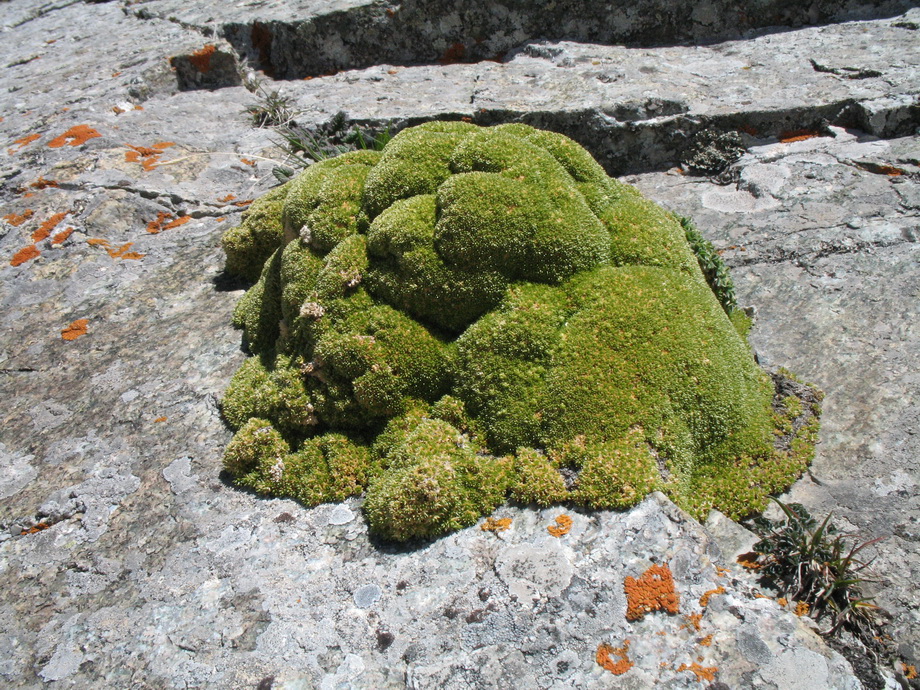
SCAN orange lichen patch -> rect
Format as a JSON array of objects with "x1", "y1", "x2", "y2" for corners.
[
  {"x1": 164, "y1": 216, "x2": 191, "y2": 230},
  {"x1": 856, "y1": 161, "x2": 905, "y2": 176},
  {"x1": 233, "y1": 199, "x2": 253, "y2": 207},
  {"x1": 677, "y1": 662, "x2": 717, "y2": 683},
  {"x1": 20, "y1": 522, "x2": 50, "y2": 535},
  {"x1": 125, "y1": 142, "x2": 175, "y2": 171},
  {"x1": 146, "y1": 212, "x2": 189, "y2": 233},
  {"x1": 3, "y1": 209, "x2": 34, "y2": 226},
  {"x1": 61, "y1": 318, "x2": 89, "y2": 341},
  {"x1": 699, "y1": 634, "x2": 713, "y2": 647},
  {"x1": 547, "y1": 514, "x2": 573, "y2": 537},
  {"x1": 22, "y1": 192, "x2": 35, "y2": 198},
  {"x1": 29, "y1": 177, "x2": 59, "y2": 190},
  {"x1": 8, "y1": 133, "x2": 41, "y2": 154},
  {"x1": 218, "y1": 193, "x2": 236, "y2": 203},
  {"x1": 216, "y1": 216, "x2": 227, "y2": 222},
  {"x1": 699, "y1": 586, "x2": 725, "y2": 608},
  {"x1": 134, "y1": 105, "x2": 144, "y2": 111},
  {"x1": 480, "y1": 516, "x2": 512, "y2": 532},
  {"x1": 737, "y1": 552, "x2": 762, "y2": 569},
  {"x1": 112, "y1": 106, "x2": 127, "y2": 115},
  {"x1": 51, "y1": 228, "x2": 73, "y2": 245},
  {"x1": 778, "y1": 129, "x2": 821, "y2": 143},
  {"x1": 240, "y1": 158, "x2": 256, "y2": 166},
  {"x1": 10, "y1": 245, "x2": 40, "y2": 266},
  {"x1": 903, "y1": 664, "x2": 918, "y2": 680},
  {"x1": 188, "y1": 44, "x2": 217, "y2": 72},
  {"x1": 32, "y1": 212, "x2": 67, "y2": 242},
  {"x1": 154, "y1": 416, "x2": 168, "y2": 423},
  {"x1": 107, "y1": 242, "x2": 144, "y2": 260},
  {"x1": 48, "y1": 124, "x2": 101, "y2": 148},
  {"x1": 146, "y1": 211, "x2": 172, "y2": 233},
  {"x1": 777, "y1": 597, "x2": 788, "y2": 608},
  {"x1": 440, "y1": 42, "x2": 466, "y2": 65},
  {"x1": 87, "y1": 238, "x2": 145, "y2": 260},
  {"x1": 596, "y1": 641, "x2": 633, "y2": 676},
  {"x1": 683, "y1": 612, "x2": 703, "y2": 632},
  {"x1": 715, "y1": 566, "x2": 730, "y2": 578},
  {"x1": 794, "y1": 601, "x2": 810, "y2": 616},
  {"x1": 625, "y1": 564, "x2": 680, "y2": 621},
  {"x1": 111, "y1": 71, "x2": 122, "y2": 77}
]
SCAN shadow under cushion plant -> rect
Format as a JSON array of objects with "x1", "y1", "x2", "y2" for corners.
[{"x1": 218, "y1": 120, "x2": 820, "y2": 541}]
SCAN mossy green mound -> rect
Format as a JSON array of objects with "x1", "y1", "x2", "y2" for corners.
[{"x1": 219, "y1": 121, "x2": 818, "y2": 541}]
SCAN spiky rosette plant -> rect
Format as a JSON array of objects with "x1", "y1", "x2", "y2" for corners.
[{"x1": 219, "y1": 120, "x2": 818, "y2": 541}]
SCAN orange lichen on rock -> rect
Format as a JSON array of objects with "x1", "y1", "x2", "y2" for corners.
[
  {"x1": 20, "y1": 522, "x2": 50, "y2": 535},
  {"x1": 51, "y1": 228, "x2": 74, "y2": 245},
  {"x1": 29, "y1": 177, "x2": 58, "y2": 190},
  {"x1": 32, "y1": 212, "x2": 67, "y2": 242},
  {"x1": 61, "y1": 318, "x2": 89, "y2": 341},
  {"x1": 699, "y1": 586, "x2": 725, "y2": 607},
  {"x1": 547, "y1": 514, "x2": 573, "y2": 537},
  {"x1": 903, "y1": 664, "x2": 918, "y2": 680},
  {"x1": 48, "y1": 124, "x2": 101, "y2": 148},
  {"x1": 10, "y1": 245, "x2": 40, "y2": 266},
  {"x1": 777, "y1": 597, "x2": 788, "y2": 608},
  {"x1": 677, "y1": 662, "x2": 717, "y2": 682},
  {"x1": 87, "y1": 238, "x2": 145, "y2": 260},
  {"x1": 240, "y1": 158, "x2": 256, "y2": 166},
  {"x1": 125, "y1": 142, "x2": 175, "y2": 170},
  {"x1": 715, "y1": 566, "x2": 730, "y2": 578},
  {"x1": 218, "y1": 193, "x2": 236, "y2": 203},
  {"x1": 596, "y1": 641, "x2": 633, "y2": 676},
  {"x1": 683, "y1": 612, "x2": 703, "y2": 632},
  {"x1": 699, "y1": 634, "x2": 713, "y2": 647},
  {"x1": 8, "y1": 133, "x2": 41, "y2": 154},
  {"x1": 147, "y1": 212, "x2": 189, "y2": 233},
  {"x1": 624, "y1": 564, "x2": 680, "y2": 621},
  {"x1": 439, "y1": 42, "x2": 466, "y2": 65},
  {"x1": 163, "y1": 216, "x2": 190, "y2": 230},
  {"x1": 480, "y1": 516, "x2": 512, "y2": 532},
  {"x1": 794, "y1": 601, "x2": 810, "y2": 616},
  {"x1": 778, "y1": 129, "x2": 821, "y2": 143},
  {"x1": 737, "y1": 552, "x2": 762, "y2": 569},
  {"x1": 3, "y1": 209, "x2": 34, "y2": 226},
  {"x1": 188, "y1": 44, "x2": 217, "y2": 72},
  {"x1": 154, "y1": 416, "x2": 168, "y2": 423},
  {"x1": 233, "y1": 199, "x2": 253, "y2": 207}
]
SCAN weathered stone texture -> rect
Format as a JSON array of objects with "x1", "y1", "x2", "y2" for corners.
[{"x1": 1, "y1": 0, "x2": 918, "y2": 686}]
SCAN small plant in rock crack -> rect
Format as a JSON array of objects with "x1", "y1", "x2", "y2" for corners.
[
  {"x1": 678, "y1": 216, "x2": 737, "y2": 315},
  {"x1": 749, "y1": 499, "x2": 884, "y2": 639},
  {"x1": 244, "y1": 81, "x2": 298, "y2": 128}
]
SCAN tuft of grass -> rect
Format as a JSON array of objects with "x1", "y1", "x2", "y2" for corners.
[
  {"x1": 244, "y1": 81, "x2": 298, "y2": 128},
  {"x1": 749, "y1": 499, "x2": 883, "y2": 639}
]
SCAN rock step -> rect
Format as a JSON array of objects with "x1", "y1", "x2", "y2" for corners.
[
  {"x1": 131, "y1": 0, "x2": 916, "y2": 78},
  {"x1": 258, "y1": 12, "x2": 920, "y2": 174}
]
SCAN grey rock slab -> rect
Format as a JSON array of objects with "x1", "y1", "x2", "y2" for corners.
[
  {"x1": 271, "y1": 11, "x2": 920, "y2": 173},
  {"x1": 630, "y1": 128, "x2": 920, "y2": 657},
  {"x1": 131, "y1": 0, "x2": 917, "y2": 77}
]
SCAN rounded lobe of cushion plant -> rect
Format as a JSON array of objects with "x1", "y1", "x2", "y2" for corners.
[{"x1": 219, "y1": 120, "x2": 816, "y2": 541}]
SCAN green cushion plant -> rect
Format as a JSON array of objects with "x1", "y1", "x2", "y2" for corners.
[{"x1": 219, "y1": 121, "x2": 818, "y2": 541}]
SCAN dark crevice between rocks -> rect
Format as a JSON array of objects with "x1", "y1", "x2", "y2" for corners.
[
  {"x1": 216, "y1": 0, "x2": 920, "y2": 80},
  {"x1": 279, "y1": 96, "x2": 919, "y2": 178}
]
